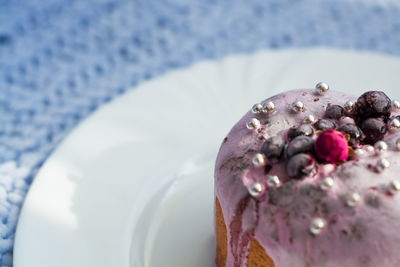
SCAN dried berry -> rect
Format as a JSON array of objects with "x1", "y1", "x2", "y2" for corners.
[
  {"x1": 314, "y1": 119, "x2": 336, "y2": 131},
  {"x1": 325, "y1": 104, "x2": 344, "y2": 120},
  {"x1": 360, "y1": 117, "x2": 387, "y2": 144},
  {"x1": 314, "y1": 129, "x2": 349, "y2": 163},
  {"x1": 355, "y1": 91, "x2": 392, "y2": 120},
  {"x1": 261, "y1": 136, "x2": 286, "y2": 163},
  {"x1": 337, "y1": 124, "x2": 363, "y2": 146},
  {"x1": 286, "y1": 136, "x2": 315, "y2": 158},
  {"x1": 286, "y1": 153, "x2": 316, "y2": 179},
  {"x1": 287, "y1": 124, "x2": 314, "y2": 140}
]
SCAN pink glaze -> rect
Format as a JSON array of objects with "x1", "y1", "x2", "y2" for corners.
[{"x1": 215, "y1": 89, "x2": 400, "y2": 267}]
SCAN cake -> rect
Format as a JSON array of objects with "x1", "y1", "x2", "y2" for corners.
[{"x1": 214, "y1": 83, "x2": 400, "y2": 267}]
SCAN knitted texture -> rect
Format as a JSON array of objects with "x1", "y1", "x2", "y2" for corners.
[{"x1": 0, "y1": 0, "x2": 400, "y2": 265}]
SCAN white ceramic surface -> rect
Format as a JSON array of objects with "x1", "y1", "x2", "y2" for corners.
[{"x1": 14, "y1": 49, "x2": 400, "y2": 267}]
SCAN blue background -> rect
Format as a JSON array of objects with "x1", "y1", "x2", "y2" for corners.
[{"x1": 0, "y1": 0, "x2": 399, "y2": 265}]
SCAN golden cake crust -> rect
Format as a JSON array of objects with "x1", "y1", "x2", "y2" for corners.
[
  {"x1": 215, "y1": 197, "x2": 275, "y2": 267},
  {"x1": 216, "y1": 198, "x2": 227, "y2": 267}
]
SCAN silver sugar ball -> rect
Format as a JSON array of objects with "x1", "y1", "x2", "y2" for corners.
[
  {"x1": 346, "y1": 192, "x2": 361, "y2": 207},
  {"x1": 315, "y1": 82, "x2": 330, "y2": 95},
  {"x1": 267, "y1": 175, "x2": 281, "y2": 188},
  {"x1": 392, "y1": 100, "x2": 400, "y2": 110},
  {"x1": 388, "y1": 180, "x2": 400, "y2": 195},
  {"x1": 252, "y1": 103, "x2": 263, "y2": 114},
  {"x1": 291, "y1": 101, "x2": 304, "y2": 113},
  {"x1": 364, "y1": 145, "x2": 375, "y2": 153},
  {"x1": 374, "y1": 141, "x2": 388, "y2": 154},
  {"x1": 246, "y1": 118, "x2": 261, "y2": 130},
  {"x1": 304, "y1": 114, "x2": 316, "y2": 124},
  {"x1": 376, "y1": 158, "x2": 390, "y2": 172},
  {"x1": 344, "y1": 101, "x2": 355, "y2": 113},
  {"x1": 320, "y1": 177, "x2": 334, "y2": 191},
  {"x1": 248, "y1": 182, "x2": 264, "y2": 197},
  {"x1": 263, "y1": 101, "x2": 275, "y2": 114},
  {"x1": 252, "y1": 153, "x2": 266, "y2": 167},
  {"x1": 310, "y1": 217, "x2": 326, "y2": 235},
  {"x1": 389, "y1": 118, "x2": 400, "y2": 131},
  {"x1": 354, "y1": 148, "x2": 365, "y2": 158}
]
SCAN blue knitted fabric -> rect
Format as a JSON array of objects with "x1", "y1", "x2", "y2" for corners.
[{"x1": 0, "y1": 0, "x2": 400, "y2": 265}]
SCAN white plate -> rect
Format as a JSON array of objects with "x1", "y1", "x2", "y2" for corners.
[{"x1": 14, "y1": 49, "x2": 400, "y2": 267}]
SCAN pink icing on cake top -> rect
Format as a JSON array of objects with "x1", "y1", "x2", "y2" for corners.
[{"x1": 215, "y1": 89, "x2": 400, "y2": 267}]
